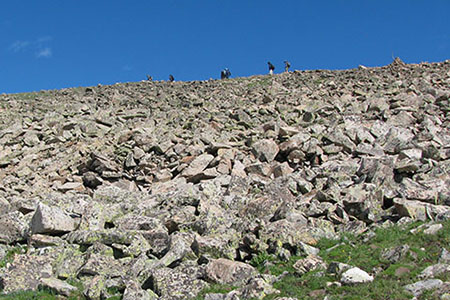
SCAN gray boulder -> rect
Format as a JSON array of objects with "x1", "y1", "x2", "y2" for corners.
[
  {"x1": 31, "y1": 202, "x2": 76, "y2": 235},
  {"x1": 252, "y1": 139, "x2": 279, "y2": 162},
  {"x1": 147, "y1": 265, "x2": 208, "y2": 300},
  {"x1": 39, "y1": 277, "x2": 78, "y2": 297},
  {"x1": 205, "y1": 258, "x2": 257, "y2": 286},
  {"x1": 123, "y1": 280, "x2": 158, "y2": 300},
  {"x1": 404, "y1": 279, "x2": 443, "y2": 297}
]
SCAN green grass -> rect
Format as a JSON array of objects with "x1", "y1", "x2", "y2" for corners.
[
  {"x1": 195, "y1": 219, "x2": 450, "y2": 299},
  {"x1": 247, "y1": 78, "x2": 272, "y2": 88},
  {"x1": 193, "y1": 283, "x2": 237, "y2": 300},
  {"x1": 0, "y1": 288, "x2": 85, "y2": 300},
  {"x1": 0, "y1": 245, "x2": 27, "y2": 268},
  {"x1": 0, "y1": 290, "x2": 57, "y2": 300}
]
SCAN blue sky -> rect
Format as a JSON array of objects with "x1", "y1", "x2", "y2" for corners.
[{"x1": 1, "y1": 1, "x2": 449, "y2": 93}]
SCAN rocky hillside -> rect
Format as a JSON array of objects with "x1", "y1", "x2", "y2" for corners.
[{"x1": 0, "y1": 58, "x2": 449, "y2": 299}]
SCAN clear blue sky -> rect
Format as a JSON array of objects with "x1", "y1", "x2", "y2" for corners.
[{"x1": 1, "y1": 1, "x2": 449, "y2": 93}]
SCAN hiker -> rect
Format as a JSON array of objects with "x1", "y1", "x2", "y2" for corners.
[
  {"x1": 169, "y1": 74, "x2": 174, "y2": 82},
  {"x1": 284, "y1": 61, "x2": 291, "y2": 72},
  {"x1": 146, "y1": 75, "x2": 153, "y2": 81},
  {"x1": 221, "y1": 68, "x2": 231, "y2": 79},
  {"x1": 268, "y1": 62, "x2": 275, "y2": 75}
]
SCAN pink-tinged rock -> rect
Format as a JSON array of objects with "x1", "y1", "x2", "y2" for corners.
[
  {"x1": 252, "y1": 139, "x2": 279, "y2": 162},
  {"x1": 272, "y1": 162, "x2": 293, "y2": 178},
  {"x1": 181, "y1": 154, "x2": 214, "y2": 179}
]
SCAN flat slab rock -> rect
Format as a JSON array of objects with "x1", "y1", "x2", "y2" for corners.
[{"x1": 39, "y1": 277, "x2": 78, "y2": 297}]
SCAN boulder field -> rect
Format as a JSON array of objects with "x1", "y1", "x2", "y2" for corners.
[{"x1": 0, "y1": 58, "x2": 449, "y2": 299}]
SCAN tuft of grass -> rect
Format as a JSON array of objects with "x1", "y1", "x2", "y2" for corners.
[
  {"x1": 249, "y1": 252, "x2": 275, "y2": 272},
  {"x1": 193, "y1": 283, "x2": 237, "y2": 300},
  {"x1": 247, "y1": 78, "x2": 272, "y2": 89},
  {"x1": 0, "y1": 245, "x2": 27, "y2": 268},
  {"x1": 0, "y1": 290, "x2": 57, "y2": 300}
]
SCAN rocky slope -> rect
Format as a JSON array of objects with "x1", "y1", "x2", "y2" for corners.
[{"x1": 0, "y1": 58, "x2": 449, "y2": 299}]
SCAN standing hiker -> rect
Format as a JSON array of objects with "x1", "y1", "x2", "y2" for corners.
[{"x1": 268, "y1": 62, "x2": 275, "y2": 75}]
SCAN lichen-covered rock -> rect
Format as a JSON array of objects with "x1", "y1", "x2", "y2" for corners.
[
  {"x1": 78, "y1": 253, "x2": 125, "y2": 278},
  {"x1": 146, "y1": 265, "x2": 208, "y2": 300},
  {"x1": 123, "y1": 280, "x2": 158, "y2": 300},
  {"x1": 158, "y1": 232, "x2": 197, "y2": 267},
  {"x1": 0, "y1": 211, "x2": 28, "y2": 244},
  {"x1": 65, "y1": 229, "x2": 138, "y2": 245},
  {"x1": 53, "y1": 245, "x2": 86, "y2": 279},
  {"x1": 192, "y1": 235, "x2": 236, "y2": 260},
  {"x1": 83, "y1": 274, "x2": 106, "y2": 300},
  {"x1": 205, "y1": 258, "x2": 257, "y2": 286},
  {"x1": 259, "y1": 219, "x2": 317, "y2": 254},
  {"x1": 0, "y1": 254, "x2": 53, "y2": 293}
]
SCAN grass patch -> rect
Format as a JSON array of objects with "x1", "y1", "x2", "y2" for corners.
[
  {"x1": 193, "y1": 283, "x2": 237, "y2": 300},
  {"x1": 247, "y1": 78, "x2": 272, "y2": 88},
  {"x1": 0, "y1": 289, "x2": 86, "y2": 300},
  {"x1": 0, "y1": 290, "x2": 57, "y2": 300},
  {"x1": 0, "y1": 245, "x2": 27, "y2": 268}
]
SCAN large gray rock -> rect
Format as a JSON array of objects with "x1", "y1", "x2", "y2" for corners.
[
  {"x1": 123, "y1": 280, "x2": 158, "y2": 300},
  {"x1": 158, "y1": 232, "x2": 196, "y2": 267},
  {"x1": 31, "y1": 202, "x2": 76, "y2": 234},
  {"x1": 78, "y1": 253, "x2": 125, "y2": 278},
  {"x1": 65, "y1": 229, "x2": 139, "y2": 245},
  {"x1": 252, "y1": 139, "x2": 279, "y2": 162},
  {"x1": 205, "y1": 258, "x2": 257, "y2": 286},
  {"x1": 39, "y1": 277, "x2": 78, "y2": 297},
  {"x1": 380, "y1": 245, "x2": 410, "y2": 263},
  {"x1": 147, "y1": 265, "x2": 208, "y2": 300},
  {"x1": 404, "y1": 279, "x2": 443, "y2": 297},
  {"x1": 418, "y1": 263, "x2": 450, "y2": 279},
  {"x1": 181, "y1": 153, "x2": 215, "y2": 182},
  {"x1": 394, "y1": 199, "x2": 449, "y2": 221}
]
